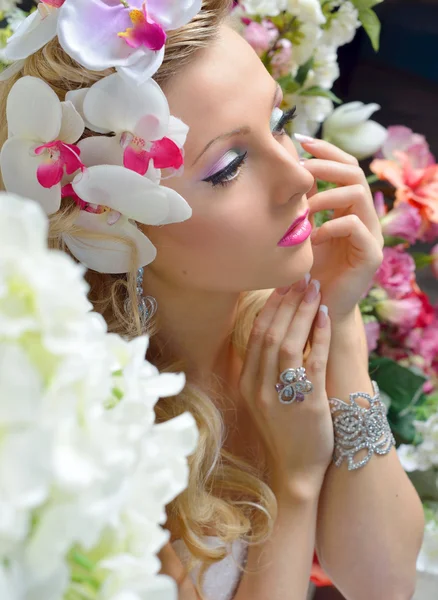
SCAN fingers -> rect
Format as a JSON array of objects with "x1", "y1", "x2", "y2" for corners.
[
  {"x1": 312, "y1": 214, "x2": 383, "y2": 266},
  {"x1": 308, "y1": 184, "x2": 383, "y2": 242},
  {"x1": 276, "y1": 280, "x2": 322, "y2": 377},
  {"x1": 302, "y1": 159, "x2": 368, "y2": 189},
  {"x1": 296, "y1": 135, "x2": 359, "y2": 166},
  {"x1": 305, "y1": 305, "x2": 331, "y2": 388},
  {"x1": 242, "y1": 277, "x2": 310, "y2": 390}
]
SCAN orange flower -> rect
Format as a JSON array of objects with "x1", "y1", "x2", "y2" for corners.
[{"x1": 370, "y1": 151, "x2": 438, "y2": 226}]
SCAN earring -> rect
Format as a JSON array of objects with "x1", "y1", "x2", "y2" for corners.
[{"x1": 124, "y1": 267, "x2": 157, "y2": 330}]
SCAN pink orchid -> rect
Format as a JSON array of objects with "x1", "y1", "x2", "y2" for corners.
[
  {"x1": 370, "y1": 150, "x2": 438, "y2": 226},
  {"x1": 57, "y1": 0, "x2": 202, "y2": 84},
  {"x1": 69, "y1": 73, "x2": 185, "y2": 179},
  {"x1": 41, "y1": 0, "x2": 65, "y2": 7},
  {"x1": 374, "y1": 246, "x2": 416, "y2": 299},
  {"x1": 380, "y1": 202, "x2": 422, "y2": 244},
  {"x1": 243, "y1": 21, "x2": 272, "y2": 56},
  {"x1": 35, "y1": 141, "x2": 83, "y2": 188}
]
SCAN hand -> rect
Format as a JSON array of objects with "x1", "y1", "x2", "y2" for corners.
[
  {"x1": 239, "y1": 277, "x2": 333, "y2": 495},
  {"x1": 298, "y1": 138, "x2": 384, "y2": 322},
  {"x1": 158, "y1": 542, "x2": 201, "y2": 600}
]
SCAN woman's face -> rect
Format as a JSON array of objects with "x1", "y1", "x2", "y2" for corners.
[{"x1": 145, "y1": 25, "x2": 315, "y2": 293}]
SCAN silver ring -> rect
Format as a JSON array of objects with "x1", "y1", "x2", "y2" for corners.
[{"x1": 275, "y1": 367, "x2": 313, "y2": 404}]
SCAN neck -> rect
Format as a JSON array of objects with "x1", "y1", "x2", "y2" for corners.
[{"x1": 145, "y1": 274, "x2": 242, "y2": 388}]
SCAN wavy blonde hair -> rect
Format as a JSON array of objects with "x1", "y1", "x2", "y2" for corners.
[{"x1": 0, "y1": 0, "x2": 277, "y2": 594}]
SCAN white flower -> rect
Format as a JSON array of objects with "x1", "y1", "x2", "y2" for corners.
[
  {"x1": 291, "y1": 21, "x2": 322, "y2": 66},
  {"x1": 321, "y1": 1, "x2": 360, "y2": 48},
  {"x1": 322, "y1": 101, "x2": 388, "y2": 160},
  {"x1": 290, "y1": 94, "x2": 334, "y2": 137},
  {"x1": 0, "y1": 0, "x2": 21, "y2": 14},
  {"x1": 306, "y1": 45, "x2": 340, "y2": 90},
  {"x1": 286, "y1": 0, "x2": 326, "y2": 25},
  {"x1": 397, "y1": 415, "x2": 438, "y2": 474},
  {"x1": 417, "y1": 506, "x2": 438, "y2": 576},
  {"x1": 240, "y1": 0, "x2": 287, "y2": 16}
]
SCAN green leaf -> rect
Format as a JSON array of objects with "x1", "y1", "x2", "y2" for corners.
[
  {"x1": 277, "y1": 73, "x2": 301, "y2": 95},
  {"x1": 366, "y1": 174, "x2": 379, "y2": 184},
  {"x1": 383, "y1": 235, "x2": 409, "y2": 247},
  {"x1": 411, "y1": 252, "x2": 433, "y2": 269},
  {"x1": 388, "y1": 412, "x2": 417, "y2": 445},
  {"x1": 351, "y1": 0, "x2": 383, "y2": 9},
  {"x1": 368, "y1": 357, "x2": 427, "y2": 414},
  {"x1": 300, "y1": 86, "x2": 342, "y2": 104},
  {"x1": 359, "y1": 8, "x2": 381, "y2": 51},
  {"x1": 295, "y1": 57, "x2": 314, "y2": 86}
]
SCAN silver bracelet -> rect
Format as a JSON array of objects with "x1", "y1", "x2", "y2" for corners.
[{"x1": 329, "y1": 381, "x2": 396, "y2": 471}]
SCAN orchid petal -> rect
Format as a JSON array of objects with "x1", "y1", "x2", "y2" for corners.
[
  {"x1": 332, "y1": 120, "x2": 388, "y2": 161},
  {"x1": 0, "y1": 138, "x2": 61, "y2": 214},
  {"x1": 168, "y1": 116, "x2": 189, "y2": 147},
  {"x1": 7, "y1": 76, "x2": 62, "y2": 142},
  {"x1": 0, "y1": 60, "x2": 25, "y2": 82},
  {"x1": 158, "y1": 186, "x2": 192, "y2": 224},
  {"x1": 62, "y1": 212, "x2": 157, "y2": 273},
  {"x1": 3, "y1": 8, "x2": 58, "y2": 62},
  {"x1": 124, "y1": 145, "x2": 152, "y2": 176},
  {"x1": 148, "y1": 0, "x2": 203, "y2": 30},
  {"x1": 78, "y1": 136, "x2": 124, "y2": 168},
  {"x1": 65, "y1": 89, "x2": 111, "y2": 134},
  {"x1": 116, "y1": 46, "x2": 165, "y2": 85},
  {"x1": 58, "y1": 101, "x2": 85, "y2": 144},
  {"x1": 83, "y1": 73, "x2": 168, "y2": 138},
  {"x1": 57, "y1": 0, "x2": 146, "y2": 71},
  {"x1": 71, "y1": 165, "x2": 169, "y2": 224},
  {"x1": 328, "y1": 102, "x2": 381, "y2": 130},
  {"x1": 150, "y1": 138, "x2": 184, "y2": 169}
]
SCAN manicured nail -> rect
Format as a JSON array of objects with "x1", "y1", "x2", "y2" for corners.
[
  {"x1": 304, "y1": 279, "x2": 320, "y2": 303},
  {"x1": 317, "y1": 304, "x2": 328, "y2": 328},
  {"x1": 292, "y1": 273, "x2": 311, "y2": 293},
  {"x1": 295, "y1": 133, "x2": 315, "y2": 144},
  {"x1": 276, "y1": 285, "x2": 291, "y2": 296},
  {"x1": 299, "y1": 158, "x2": 308, "y2": 165}
]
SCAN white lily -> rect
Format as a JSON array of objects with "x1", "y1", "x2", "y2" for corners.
[{"x1": 322, "y1": 101, "x2": 388, "y2": 160}]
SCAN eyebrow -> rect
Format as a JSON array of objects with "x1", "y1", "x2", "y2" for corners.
[{"x1": 191, "y1": 84, "x2": 282, "y2": 167}]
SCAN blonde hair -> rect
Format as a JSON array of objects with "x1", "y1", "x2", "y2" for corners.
[{"x1": 0, "y1": 1, "x2": 277, "y2": 594}]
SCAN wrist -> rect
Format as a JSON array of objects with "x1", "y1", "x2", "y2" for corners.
[{"x1": 272, "y1": 475, "x2": 324, "y2": 505}]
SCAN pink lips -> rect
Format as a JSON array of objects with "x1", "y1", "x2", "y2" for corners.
[{"x1": 278, "y1": 209, "x2": 312, "y2": 247}]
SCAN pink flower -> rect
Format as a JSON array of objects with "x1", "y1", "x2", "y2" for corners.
[
  {"x1": 420, "y1": 222, "x2": 438, "y2": 243},
  {"x1": 405, "y1": 320, "x2": 438, "y2": 366},
  {"x1": 374, "y1": 246, "x2": 416, "y2": 298},
  {"x1": 364, "y1": 321, "x2": 381, "y2": 352},
  {"x1": 431, "y1": 244, "x2": 438, "y2": 279},
  {"x1": 243, "y1": 21, "x2": 272, "y2": 55},
  {"x1": 34, "y1": 141, "x2": 84, "y2": 188},
  {"x1": 376, "y1": 296, "x2": 423, "y2": 328},
  {"x1": 379, "y1": 125, "x2": 435, "y2": 169},
  {"x1": 380, "y1": 202, "x2": 422, "y2": 244},
  {"x1": 271, "y1": 39, "x2": 293, "y2": 78},
  {"x1": 370, "y1": 151, "x2": 438, "y2": 226},
  {"x1": 374, "y1": 191, "x2": 387, "y2": 218}
]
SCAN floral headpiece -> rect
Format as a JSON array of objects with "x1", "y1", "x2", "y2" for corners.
[{"x1": 0, "y1": 0, "x2": 202, "y2": 273}]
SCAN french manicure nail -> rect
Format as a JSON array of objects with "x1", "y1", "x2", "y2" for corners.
[
  {"x1": 304, "y1": 279, "x2": 320, "y2": 303},
  {"x1": 317, "y1": 304, "x2": 328, "y2": 328},
  {"x1": 295, "y1": 133, "x2": 315, "y2": 144},
  {"x1": 292, "y1": 273, "x2": 311, "y2": 293}
]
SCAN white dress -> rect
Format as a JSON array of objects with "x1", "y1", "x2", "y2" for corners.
[{"x1": 172, "y1": 536, "x2": 248, "y2": 600}]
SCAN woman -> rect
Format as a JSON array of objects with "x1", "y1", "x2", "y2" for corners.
[{"x1": 0, "y1": 1, "x2": 424, "y2": 599}]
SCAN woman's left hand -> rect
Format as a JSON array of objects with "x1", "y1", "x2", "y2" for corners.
[{"x1": 299, "y1": 137, "x2": 384, "y2": 323}]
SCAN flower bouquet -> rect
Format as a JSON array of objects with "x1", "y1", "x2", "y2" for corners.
[{"x1": 0, "y1": 192, "x2": 198, "y2": 600}]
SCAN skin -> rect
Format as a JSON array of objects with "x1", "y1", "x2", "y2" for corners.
[{"x1": 144, "y1": 25, "x2": 423, "y2": 599}]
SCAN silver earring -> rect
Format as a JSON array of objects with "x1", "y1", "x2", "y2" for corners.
[{"x1": 124, "y1": 267, "x2": 157, "y2": 329}]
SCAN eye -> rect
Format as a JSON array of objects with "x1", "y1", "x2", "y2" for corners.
[
  {"x1": 202, "y1": 151, "x2": 248, "y2": 188},
  {"x1": 271, "y1": 106, "x2": 297, "y2": 135}
]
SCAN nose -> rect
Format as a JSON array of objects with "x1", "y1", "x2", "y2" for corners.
[{"x1": 265, "y1": 138, "x2": 315, "y2": 205}]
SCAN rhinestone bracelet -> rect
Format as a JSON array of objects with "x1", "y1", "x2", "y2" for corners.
[{"x1": 328, "y1": 381, "x2": 395, "y2": 471}]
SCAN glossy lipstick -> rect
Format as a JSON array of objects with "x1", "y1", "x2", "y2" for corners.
[{"x1": 278, "y1": 210, "x2": 312, "y2": 247}]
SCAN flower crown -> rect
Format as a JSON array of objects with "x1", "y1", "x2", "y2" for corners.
[{"x1": 0, "y1": 0, "x2": 202, "y2": 274}]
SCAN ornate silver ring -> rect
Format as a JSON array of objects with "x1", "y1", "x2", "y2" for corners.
[{"x1": 275, "y1": 367, "x2": 313, "y2": 404}]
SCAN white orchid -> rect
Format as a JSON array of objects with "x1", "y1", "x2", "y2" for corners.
[
  {"x1": 322, "y1": 101, "x2": 388, "y2": 160},
  {"x1": 0, "y1": 192, "x2": 198, "y2": 600},
  {"x1": 398, "y1": 414, "x2": 438, "y2": 473}
]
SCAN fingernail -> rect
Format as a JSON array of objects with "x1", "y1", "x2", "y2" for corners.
[
  {"x1": 299, "y1": 158, "x2": 308, "y2": 165},
  {"x1": 276, "y1": 285, "x2": 291, "y2": 296},
  {"x1": 295, "y1": 133, "x2": 315, "y2": 144},
  {"x1": 317, "y1": 304, "x2": 328, "y2": 328},
  {"x1": 292, "y1": 272, "x2": 311, "y2": 293},
  {"x1": 304, "y1": 279, "x2": 320, "y2": 303}
]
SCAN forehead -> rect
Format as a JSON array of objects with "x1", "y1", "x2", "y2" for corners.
[{"x1": 164, "y1": 26, "x2": 274, "y2": 157}]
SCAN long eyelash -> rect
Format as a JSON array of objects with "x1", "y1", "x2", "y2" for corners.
[
  {"x1": 274, "y1": 106, "x2": 297, "y2": 133},
  {"x1": 203, "y1": 152, "x2": 248, "y2": 187}
]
